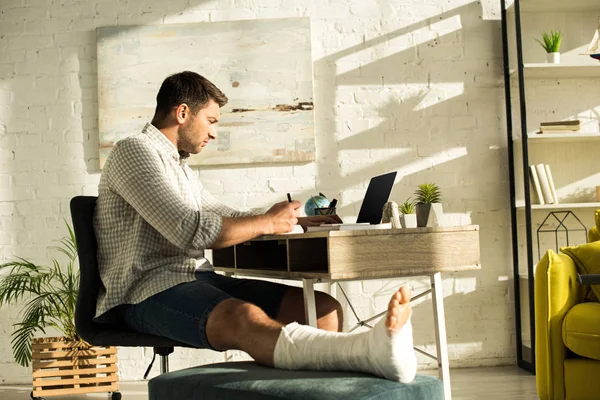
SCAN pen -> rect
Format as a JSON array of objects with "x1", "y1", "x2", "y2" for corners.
[{"x1": 287, "y1": 193, "x2": 292, "y2": 202}]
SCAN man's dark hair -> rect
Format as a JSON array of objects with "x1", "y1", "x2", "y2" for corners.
[{"x1": 153, "y1": 71, "x2": 228, "y2": 124}]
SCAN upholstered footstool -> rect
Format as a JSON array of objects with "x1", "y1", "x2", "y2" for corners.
[{"x1": 148, "y1": 361, "x2": 444, "y2": 400}]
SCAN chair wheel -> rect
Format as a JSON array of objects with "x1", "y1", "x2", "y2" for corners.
[
  {"x1": 30, "y1": 392, "x2": 44, "y2": 400},
  {"x1": 111, "y1": 392, "x2": 122, "y2": 400}
]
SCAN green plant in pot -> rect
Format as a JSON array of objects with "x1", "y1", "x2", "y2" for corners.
[
  {"x1": 535, "y1": 30, "x2": 562, "y2": 64},
  {"x1": 0, "y1": 222, "x2": 79, "y2": 367},
  {"x1": 399, "y1": 197, "x2": 417, "y2": 228},
  {"x1": 414, "y1": 183, "x2": 443, "y2": 227}
]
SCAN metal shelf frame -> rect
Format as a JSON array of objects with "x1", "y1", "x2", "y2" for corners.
[{"x1": 500, "y1": 0, "x2": 536, "y2": 373}]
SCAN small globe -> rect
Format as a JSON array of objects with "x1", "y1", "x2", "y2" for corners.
[{"x1": 304, "y1": 195, "x2": 330, "y2": 216}]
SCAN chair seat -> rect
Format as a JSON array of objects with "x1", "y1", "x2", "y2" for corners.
[
  {"x1": 148, "y1": 361, "x2": 444, "y2": 400},
  {"x1": 563, "y1": 302, "x2": 600, "y2": 361}
]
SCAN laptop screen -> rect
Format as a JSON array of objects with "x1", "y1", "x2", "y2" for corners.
[{"x1": 356, "y1": 171, "x2": 397, "y2": 224}]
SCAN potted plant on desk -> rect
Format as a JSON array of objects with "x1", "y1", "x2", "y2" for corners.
[
  {"x1": 0, "y1": 223, "x2": 120, "y2": 400},
  {"x1": 536, "y1": 30, "x2": 562, "y2": 64},
  {"x1": 399, "y1": 198, "x2": 417, "y2": 228},
  {"x1": 414, "y1": 183, "x2": 443, "y2": 227}
]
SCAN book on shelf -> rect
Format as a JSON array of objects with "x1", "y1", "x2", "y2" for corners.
[
  {"x1": 529, "y1": 164, "x2": 559, "y2": 205},
  {"x1": 539, "y1": 120, "x2": 581, "y2": 133},
  {"x1": 535, "y1": 164, "x2": 554, "y2": 204},
  {"x1": 545, "y1": 164, "x2": 559, "y2": 204},
  {"x1": 529, "y1": 165, "x2": 545, "y2": 205}
]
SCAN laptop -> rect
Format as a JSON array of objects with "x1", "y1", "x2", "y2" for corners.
[
  {"x1": 308, "y1": 171, "x2": 397, "y2": 231},
  {"x1": 356, "y1": 171, "x2": 398, "y2": 224}
]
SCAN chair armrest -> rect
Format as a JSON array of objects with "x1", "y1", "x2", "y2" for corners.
[
  {"x1": 577, "y1": 274, "x2": 600, "y2": 285},
  {"x1": 589, "y1": 227, "x2": 600, "y2": 243},
  {"x1": 535, "y1": 250, "x2": 584, "y2": 400}
]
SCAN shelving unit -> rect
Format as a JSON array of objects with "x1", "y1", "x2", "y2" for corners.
[
  {"x1": 515, "y1": 201, "x2": 600, "y2": 210},
  {"x1": 500, "y1": 0, "x2": 600, "y2": 373},
  {"x1": 510, "y1": 64, "x2": 600, "y2": 78},
  {"x1": 515, "y1": 132, "x2": 600, "y2": 142}
]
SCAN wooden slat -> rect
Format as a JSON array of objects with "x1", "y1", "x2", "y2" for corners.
[
  {"x1": 33, "y1": 382, "x2": 118, "y2": 397},
  {"x1": 33, "y1": 347, "x2": 116, "y2": 360},
  {"x1": 33, "y1": 355, "x2": 117, "y2": 369},
  {"x1": 34, "y1": 375, "x2": 117, "y2": 387},
  {"x1": 33, "y1": 365, "x2": 117, "y2": 378},
  {"x1": 32, "y1": 340, "x2": 95, "y2": 351}
]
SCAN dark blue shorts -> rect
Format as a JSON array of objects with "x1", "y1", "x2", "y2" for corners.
[{"x1": 121, "y1": 271, "x2": 289, "y2": 350}]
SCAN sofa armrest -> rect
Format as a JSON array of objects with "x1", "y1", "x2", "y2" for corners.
[
  {"x1": 589, "y1": 227, "x2": 600, "y2": 243},
  {"x1": 535, "y1": 250, "x2": 584, "y2": 400}
]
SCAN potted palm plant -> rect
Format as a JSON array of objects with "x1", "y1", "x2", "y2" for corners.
[
  {"x1": 0, "y1": 223, "x2": 120, "y2": 400},
  {"x1": 414, "y1": 183, "x2": 443, "y2": 227},
  {"x1": 535, "y1": 30, "x2": 562, "y2": 64},
  {"x1": 399, "y1": 198, "x2": 417, "y2": 228}
]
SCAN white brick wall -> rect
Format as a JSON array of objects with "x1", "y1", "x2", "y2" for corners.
[{"x1": 0, "y1": 0, "x2": 517, "y2": 384}]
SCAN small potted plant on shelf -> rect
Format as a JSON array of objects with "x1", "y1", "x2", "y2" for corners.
[
  {"x1": 414, "y1": 183, "x2": 443, "y2": 227},
  {"x1": 0, "y1": 223, "x2": 120, "y2": 400},
  {"x1": 399, "y1": 198, "x2": 417, "y2": 228},
  {"x1": 535, "y1": 30, "x2": 562, "y2": 64}
]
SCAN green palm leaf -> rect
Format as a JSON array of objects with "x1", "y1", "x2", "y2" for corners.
[{"x1": 0, "y1": 221, "x2": 80, "y2": 367}]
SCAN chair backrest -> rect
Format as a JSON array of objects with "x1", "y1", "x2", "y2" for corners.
[
  {"x1": 70, "y1": 196, "x2": 193, "y2": 350},
  {"x1": 70, "y1": 196, "x2": 103, "y2": 342}
]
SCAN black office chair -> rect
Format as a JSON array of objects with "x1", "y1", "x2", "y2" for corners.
[{"x1": 70, "y1": 196, "x2": 194, "y2": 378}]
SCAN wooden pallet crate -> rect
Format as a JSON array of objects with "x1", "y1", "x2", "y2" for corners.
[{"x1": 31, "y1": 336, "x2": 119, "y2": 398}]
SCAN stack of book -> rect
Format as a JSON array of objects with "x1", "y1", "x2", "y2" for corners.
[
  {"x1": 529, "y1": 164, "x2": 558, "y2": 205},
  {"x1": 539, "y1": 120, "x2": 581, "y2": 133}
]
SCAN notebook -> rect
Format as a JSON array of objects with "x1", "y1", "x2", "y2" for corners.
[{"x1": 307, "y1": 171, "x2": 397, "y2": 232}]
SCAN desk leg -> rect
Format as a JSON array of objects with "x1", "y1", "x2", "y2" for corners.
[
  {"x1": 431, "y1": 272, "x2": 451, "y2": 400},
  {"x1": 302, "y1": 279, "x2": 318, "y2": 328}
]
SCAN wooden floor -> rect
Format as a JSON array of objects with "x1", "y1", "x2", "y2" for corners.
[{"x1": 0, "y1": 366, "x2": 538, "y2": 400}]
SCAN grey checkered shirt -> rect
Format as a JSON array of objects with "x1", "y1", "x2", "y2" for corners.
[{"x1": 94, "y1": 123, "x2": 256, "y2": 318}]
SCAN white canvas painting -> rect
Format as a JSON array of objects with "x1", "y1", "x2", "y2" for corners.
[{"x1": 96, "y1": 17, "x2": 315, "y2": 167}]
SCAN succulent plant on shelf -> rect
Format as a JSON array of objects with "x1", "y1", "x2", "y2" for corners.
[
  {"x1": 399, "y1": 198, "x2": 416, "y2": 214},
  {"x1": 414, "y1": 183, "x2": 442, "y2": 204}
]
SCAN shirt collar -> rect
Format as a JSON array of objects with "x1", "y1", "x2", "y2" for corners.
[{"x1": 142, "y1": 123, "x2": 186, "y2": 164}]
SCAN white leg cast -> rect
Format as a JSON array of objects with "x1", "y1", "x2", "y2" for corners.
[
  {"x1": 302, "y1": 278, "x2": 318, "y2": 328},
  {"x1": 431, "y1": 272, "x2": 451, "y2": 400}
]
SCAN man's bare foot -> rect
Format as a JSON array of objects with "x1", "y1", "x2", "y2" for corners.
[{"x1": 385, "y1": 286, "x2": 412, "y2": 335}]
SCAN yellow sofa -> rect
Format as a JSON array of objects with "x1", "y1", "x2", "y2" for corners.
[{"x1": 535, "y1": 225, "x2": 600, "y2": 400}]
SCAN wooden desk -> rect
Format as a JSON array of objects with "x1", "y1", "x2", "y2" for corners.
[{"x1": 213, "y1": 225, "x2": 481, "y2": 400}]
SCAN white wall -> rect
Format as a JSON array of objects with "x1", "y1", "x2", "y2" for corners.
[{"x1": 0, "y1": 0, "x2": 515, "y2": 384}]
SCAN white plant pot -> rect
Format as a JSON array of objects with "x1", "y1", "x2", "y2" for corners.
[
  {"x1": 546, "y1": 52, "x2": 560, "y2": 64},
  {"x1": 428, "y1": 203, "x2": 444, "y2": 227},
  {"x1": 401, "y1": 213, "x2": 417, "y2": 228}
]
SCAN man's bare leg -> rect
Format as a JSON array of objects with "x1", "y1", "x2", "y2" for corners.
[
  {"x1": 205, "y1": 299, "x2": 282, "y2": 366},
  {"x1": 205, "y1": 286, "x2": 416, "y2": 383},
  {"x1": 276, "y1": 287, "x2": 343, "y2": 332}
]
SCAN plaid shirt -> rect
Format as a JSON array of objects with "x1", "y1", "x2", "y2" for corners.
[{"x1": 94, "y1": 123, "x2": 255, "y2": 318}]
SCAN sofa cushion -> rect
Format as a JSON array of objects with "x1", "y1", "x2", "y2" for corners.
[
  {"x1": 148, "y1": 361, "x2": 444, "y2": 400},
  {"x1": 561, "y1": 240, "x2": 600, "y2": 301},
  {"x1": 562, "y1": 302, "x2": 600, "y2": 361}
]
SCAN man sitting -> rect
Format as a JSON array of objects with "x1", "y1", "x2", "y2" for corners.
[{"x1": 94, "y1": 71, "x2": 417, "y2": 383}]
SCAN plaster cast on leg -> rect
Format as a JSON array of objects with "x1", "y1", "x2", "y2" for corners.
[{"x1": 273, "y1": 306, "x2": 417, "y2": 383}]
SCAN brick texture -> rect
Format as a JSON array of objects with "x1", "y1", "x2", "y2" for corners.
[{"x1": 0, "y1": 0, "x2": 518, "y2": 384}]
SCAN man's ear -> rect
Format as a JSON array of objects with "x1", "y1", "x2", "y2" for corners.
[{"x1": 175, "y1": 104, "x2": 189, "y2": 124}]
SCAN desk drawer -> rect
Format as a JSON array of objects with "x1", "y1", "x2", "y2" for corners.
[{"x1": 235, "y1": 240, "x2": 288, "y2": 271}]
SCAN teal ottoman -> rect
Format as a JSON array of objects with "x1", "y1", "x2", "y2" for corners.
[{"x1": 148, "y1": 361, "x2": 444, "y2": 400}]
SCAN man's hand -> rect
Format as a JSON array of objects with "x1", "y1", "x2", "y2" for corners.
[
  {"x1": 264, "y1": 200, "x2": 302, "y2": 235},
  {"x1": 297, "y1": 214, "x2": 343, "y2": 228}
]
